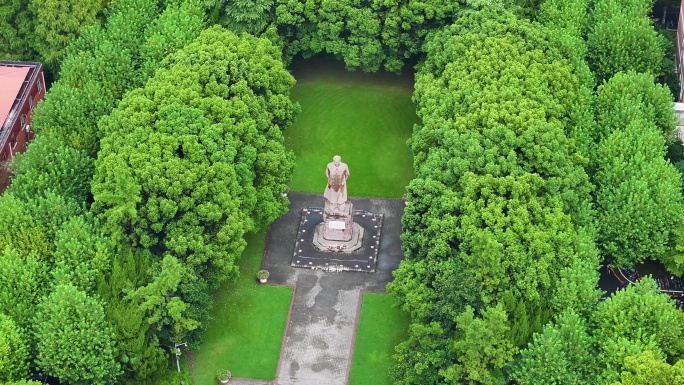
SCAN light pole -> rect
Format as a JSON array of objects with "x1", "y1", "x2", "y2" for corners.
[{"x1": 173, "y1": 342, "x2": 187, "y2": 373}]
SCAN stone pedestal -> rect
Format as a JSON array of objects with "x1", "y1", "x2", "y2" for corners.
[
  {"x1": 323, "y1": 201, "x2": 353, "y2": 241},
  {"x1": 313, "y1": 222, "x2": 364, "y2": 253},
  {"x1": 292, "y1": 207, "x2": 384, "y2": 272}
]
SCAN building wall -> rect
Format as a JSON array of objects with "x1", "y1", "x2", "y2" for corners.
[{"x1": 0, "y1": 65, "x2": 44, "y2": 192}]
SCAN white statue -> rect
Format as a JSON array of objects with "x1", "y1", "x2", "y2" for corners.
[{"x1": 324, "y1": 155, "x2": 349, "y2": 207}]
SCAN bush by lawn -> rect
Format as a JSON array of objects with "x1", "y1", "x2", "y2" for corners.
[
  {"x1": 190, "y1": 229, "x2": 292, "y2": 384},
  {"x1": 348, "y1": 292, "x2": 410, "y2": 385}
]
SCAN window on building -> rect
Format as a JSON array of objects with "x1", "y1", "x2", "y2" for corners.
[
  {"x1": 11, "y1": 134, "x2": 16, "y2": 147},
  {"x1": 29, "y1": 97, "x2": 34, "y2": 111},
  {"x1": 20, "y1": 114, "x2": 25, "y2": 127},
  {"x1": 37, "y1": 78, "x2": 43, "y2": 93}
]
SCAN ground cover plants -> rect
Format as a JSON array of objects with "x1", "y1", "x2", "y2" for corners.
[
  {"x1": 348, "y1": 293, "x2": 410, "y2": 385},
  {"x1": 190, "y1": 230, "x2": 292, "y2": 384}
]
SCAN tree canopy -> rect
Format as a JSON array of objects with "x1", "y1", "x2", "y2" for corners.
[
  {"x1": 34, "y1": 284, "x2": 120, "y2": 385},
  {"x1": 389, "y1": 8, "x2": 599, "y2": 383},
  {"x1": 0, "y1": 313, "x2": 30, "y2": 383},
  {"x1": 92, "y1": 25, "x2": 297, "y2": 342},
  {"x1": 2, "y1": 0, "x2": 680, "y2": 382},
  {"x1": 587, "y1": 0, "x2": 666, "y2": 83}
]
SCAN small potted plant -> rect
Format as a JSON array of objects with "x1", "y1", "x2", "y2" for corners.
[
  {"x1": 257, "y1": 269, "x2": 270, "y2": 283},
  {"x1": 216, "y1": 369, "x2": 231, "y2": 384}
]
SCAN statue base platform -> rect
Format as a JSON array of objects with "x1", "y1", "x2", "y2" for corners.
[
  {"x1": 313, "y1": 222, "x2": 364, "y2": 253},
  {"x1": 291, "y1": 208, "x2": 384, "y2": 273}
]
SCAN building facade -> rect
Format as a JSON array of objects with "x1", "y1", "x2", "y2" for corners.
[{"x1": 0, "y1": 61, "x2": 45, "y2": 192}]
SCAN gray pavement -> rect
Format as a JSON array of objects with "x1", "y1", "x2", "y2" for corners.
[{"x1": 262, "y1": 192, "x2": 405, "y2": 385}]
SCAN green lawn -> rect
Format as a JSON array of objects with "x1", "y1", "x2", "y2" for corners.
[
  {"x1": 348, "y1": 292, "x2": 410, "y2": 385},
  {"x1": 190, "y1": 229, "x2": 292, "y2": 384},
  {"x1": 285, "y1": 58, "x2": 418, "y2": 198}
]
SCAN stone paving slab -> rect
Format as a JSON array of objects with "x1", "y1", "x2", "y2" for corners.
[{"x1": 261, "y1": 192, "x2": 405, "y2": 385}]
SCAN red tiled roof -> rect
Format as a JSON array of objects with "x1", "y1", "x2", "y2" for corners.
[{"x1": 0, "y1": 66, "x2": 30, "y2": 126}]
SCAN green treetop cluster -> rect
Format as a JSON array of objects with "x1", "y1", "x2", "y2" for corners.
[
  {"x1": 1, "y1": 0, "x2": 683, "y2": 383},
  {"x1": 2, "y1": 0, "x2": 297, "y2": 381},
  {"x1": 92, "y1": 24, "x2": 298, "y2": 344},
  {"x1": 388, "y1": 9, "x2": 601, "y2": 384}
]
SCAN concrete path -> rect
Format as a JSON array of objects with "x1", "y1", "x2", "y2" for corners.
[{"x1": 262, "y1": 192, "x2": 405, "y2": 385}]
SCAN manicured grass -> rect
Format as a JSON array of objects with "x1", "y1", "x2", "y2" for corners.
[
  {"x1": 285, "y1": 58, "x2": 418, "y2": 198},
  {"x1": 190, "y1": 229, "x2": 292, "y2": 384},
  {"x1": 348, "y1": 292, "x2": 410, "y2": 385}
]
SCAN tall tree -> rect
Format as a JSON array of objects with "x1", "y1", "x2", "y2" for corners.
[
  {"x1": 441, "y1": 304, "x2": 517, "y2": 385},
  {"x1": 594, "y1": 119, "x2": 682, "y2": 267},
  {"x1": 271, "y1": 0, "x2": 460, "y2": 71},
  {"x1": 51, "y1": 215, "x2": 113, "y2": 293},
  {"x1": 591, "y1": 279, "x2": 684, "y2": 382},
  {"x1": 136, "y1": 0, "x2": 206, "y2": 83},
  {"x1": 594, "y1": 71, "x2": 676, "y2": 142},
  {"x1": 9, "y1": 136, "x2": 94, "y2": 205},
  {"x1": 587, "y1": 0, "x2": 666, "y2": 83},
  {"x1": 390, "y1": 8, "x2": 599, "y2": 383},
  {"x1": 30, "y1": 81, "x2": 114, "y2": 157},
  {"x1": 0, "y1": 313, "x2": 30, "y2": 383},
  {"x1": 28, "y1": 0, "x2": 106, "y2": 71},
  {"x1": 0, "y1": 0, "x2": 33, "y2": 60},
  {"x1": 221, "y1": 0, "x2": 273, "y2": 34},
  {"x1": 93, "y1": 26, "x2": 297, "y2": 289},
  {"x1": 0, "y1": 248, "x2": 48, "y2": 335},
  {"x1": 97, "y1": 250, "x2": 167, "y2": 384},
  {"x1": 34, "y1": 284, "x2": 120, "y2": 385},
  {"x1": 0, "y1": 192, "x2": 80, "y2": 260},
  {"x1": 613, "y1": 350, "x2": 684, "y2": 385},
  {"x1": 127, "y1": 255, "x2": 200, "y2": 344},
  {"x1": 513, "y1": 310, "x2": 599, "y2": 385}
]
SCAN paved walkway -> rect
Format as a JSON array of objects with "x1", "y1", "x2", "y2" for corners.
[{"x1": 262, "y1": 192, "x2": 405, "y2": 385}]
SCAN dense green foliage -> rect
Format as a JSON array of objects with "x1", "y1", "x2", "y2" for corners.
[
  {"x1": 34, "y1": 284, "x2": 120, "y2": 384},
  {"x1": 28, "y1": 0, "x2": 106, "y2": 71},
  {"x1": 2, "y1": 0, "x2": 681, "y2": 382},
  {"x1": 587, "y1": 0, "x2": 666, "y2": 83},
  {"x1": 10, "y1": 137, "x2": 94, "y2": 204},
  {"x1": 591, "y1": 279, "x2": 684, "y2": 382},
  {"x1": 388, "y1": 9, "x2": 599, "y2": 383},
  {"x1": 269, "y1": 0, "x2": 458, "y2": 71},
  {"x1": 591, "y1": 72, "x2": 682, "y2": 267},
  {"x1": 0, "y1": 0, "x2": 106, "y2": 72},
  {"x1": 0, "y1": 314, "x2": 30, "y2": 383},
  {"x1": 92, "y1": 25, "x2": 297, "y2": 344},
  {"x1": 0, "y1": 248, "x2": 47, "y2": 337},
  {"x1": 512, "y1": 311, "x2": 599, "y2": 385},
  {"x1": 594, "y1": 120, "x2": 682, "y2": 266},
  {"x1": 0, "y1": 0, "x2": 33, "y2": 61},
  {"x1": 594, "y1": 71, "x2": 676, "y2": 141},
  {"x1": 96, "y1": 251, "x2": 168, "y2": 385},
  {"x1": 31, "y1": 0, "x2": 205, "y2": 157},
  {"x1": 513, "y1": 279, "x2": 684, "y2": 384}
]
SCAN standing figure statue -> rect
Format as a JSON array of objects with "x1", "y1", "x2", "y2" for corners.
[{"x1": 324, "y1": 155, "x2": 349, "y2": 209}]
